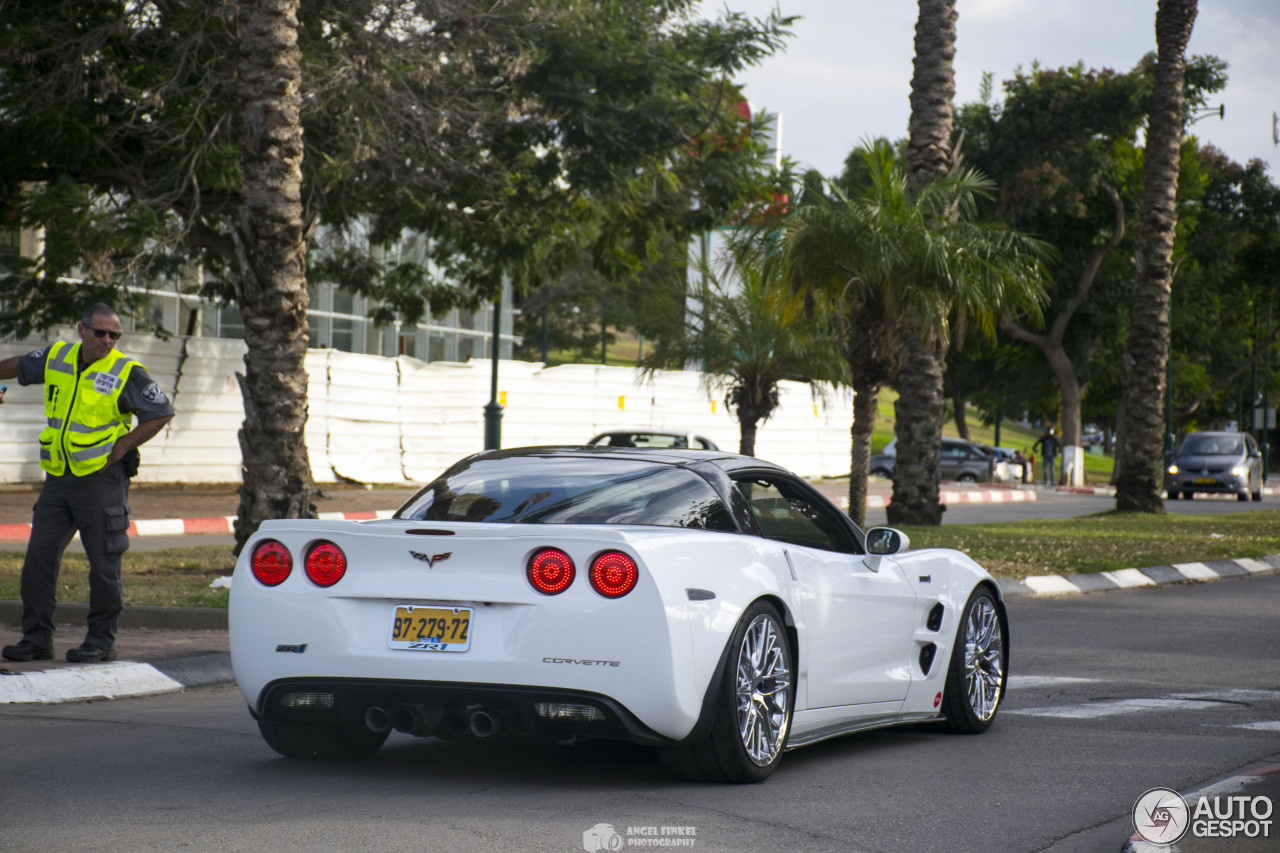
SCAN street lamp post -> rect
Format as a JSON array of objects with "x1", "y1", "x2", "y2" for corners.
[{"x1": 484, "y1": 297, "x2": 503, "y2": 450}]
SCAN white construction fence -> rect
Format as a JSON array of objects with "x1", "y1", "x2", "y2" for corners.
[{"x1": 1, "y1": 332, "x2": 854, "y2": 485}]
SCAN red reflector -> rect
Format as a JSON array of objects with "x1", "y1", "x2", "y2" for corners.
[
  {"x1": 589, "y1": 551, "x2": 638, "y2": 598},
  {"x1": 527, "y1": 548, "x2": 575, "y2": 595},
  {"x1": 305, "y1": 541, "x2": 347, "y2": 587},
  {"x1": 251, "y1": 540, "x2": 292, "y2": 586}
]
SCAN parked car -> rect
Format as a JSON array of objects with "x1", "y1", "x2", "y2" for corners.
[
  {"x1": 869, "y1": 437, "x2": 997, "y2": 483},
  {"x1": 1165, "y1": 431, "x2": 1263, "y2": 501},
  {"x1": 230, "y1": 446, "x2": 1008, "y2": 782},
  {"x1": 588, "y1": 429, "x2": 719, "y2": 451}
]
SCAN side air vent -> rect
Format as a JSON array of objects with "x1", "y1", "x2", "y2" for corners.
[
  {"x1": 927, "y1": 603, "x2": 944, "y2": 632},
  {"x1": 919, "y1": 643, "x2": 937, "y2": 675}
]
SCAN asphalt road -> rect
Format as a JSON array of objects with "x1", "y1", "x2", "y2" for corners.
[{"x1": 1, "y1": 573, "x2": 1276, "y2": 853}]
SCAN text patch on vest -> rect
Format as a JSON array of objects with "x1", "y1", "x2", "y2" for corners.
[{"x1": 94, "y1": 372, "x2": 122, "y2": 395}]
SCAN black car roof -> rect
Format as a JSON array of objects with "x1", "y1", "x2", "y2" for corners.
[{"x1": 465, "y1": 445, "x2": 788, "y2": 476}]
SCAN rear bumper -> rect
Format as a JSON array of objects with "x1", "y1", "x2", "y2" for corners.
[{"x1": 254, "y1": 676, "x2": 674, "y2": 745}]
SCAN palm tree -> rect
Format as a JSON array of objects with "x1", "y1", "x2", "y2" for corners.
[
  {"x1": 1116, "y1": 0, "x2": 1198, "y2": 513},
  {"x1": 642, "y1": 250, "x2": 848, "y2": 457},
  {"x1": 893, "y1": 0, "x2": 960, "y2": 526},
  {"x1": 786, "y1": 141, "x2": 1048, "y2": 526},
  {"x1": 233, "y1": 0, "x2": 316, "y2": 552}
]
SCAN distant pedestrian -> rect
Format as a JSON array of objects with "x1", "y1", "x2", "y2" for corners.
[
  {"x1": 0, "y1": 304, "x2": 174, "y2": 663},
  {"x1": 1031, "y1": 426, "x2": 1062, "y2": 486},
  {"x1": 1013, "y1": 449, "x2": 1030, "y2": 484}
]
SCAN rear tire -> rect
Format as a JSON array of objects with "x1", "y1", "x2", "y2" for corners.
[
  {"x1": 941, "y1": 587, "x2": 1006, "y2": 735},
  {"x1": 658, "y1": 601, "x2": 793, "y2": 783},
  {"x1": 959, "y1": 473, "x2": 978, "y2": 484},
  {"x1": 257, "y1": 717, "x2": 388, "y2": 761}
]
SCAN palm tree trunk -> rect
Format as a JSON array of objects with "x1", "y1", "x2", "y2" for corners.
[
  {"x1": 906, "y1": 0, "x2": 958, "y2": 190},
  {"x1": 232, "y1": 0, "x2": 315, "y2": 552},
  {"x1": 893, "y1": 0, "x2": 957, "y2": 526},
  {"x1": 1116, "y1": 0, "x2": 1197, "y2": 513},
  {"x1": 887, "y1": 332, "x2": 946, "y2": 526},
  {"x1": 738, "y1": 413, "x2": 758, "y2": 457},
  {"x1": 951, "y1": 386, "x2": 970, "y2": 440},
  {"x1": 847, "y1": 381, "x2": 881, "y2": 528}
]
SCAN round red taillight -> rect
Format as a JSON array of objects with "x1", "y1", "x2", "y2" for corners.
[
  {"x1": 250, "y1": 540, "x2": 292, "y2": 586},
  {"x1": 589, "y1": 551, "x2": 638, "y2": 598},
  {"x1": 305, "y1": 541, "x2": 347, "y2": 587},
  {"x1": 527, "y1": 548, "x2": 575, "y2": 595}
]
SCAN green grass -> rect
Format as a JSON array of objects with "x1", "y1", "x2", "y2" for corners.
[
  {"x1": 0, "y1": 546, "x2": 235, "y2": 609},
  {"x1": 900, "y1": 508, "x2": 1280, "y2": 577}
]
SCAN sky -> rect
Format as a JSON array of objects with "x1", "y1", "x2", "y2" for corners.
[{"x1": 699, "y1": 0, "x2": 1280, "y2": 181}]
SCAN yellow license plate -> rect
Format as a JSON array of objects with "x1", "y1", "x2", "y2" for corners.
[
  {"x1": 1193, "y1": 477, "x2": 1216, "y2": 484},
  {"x1": 389, "y1": 605, "x2": 472, "y2": 652}
]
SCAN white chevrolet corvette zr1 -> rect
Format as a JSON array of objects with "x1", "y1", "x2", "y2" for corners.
[{"x1": 230, "y1": 447, "x2": 1008, "y2": 782}]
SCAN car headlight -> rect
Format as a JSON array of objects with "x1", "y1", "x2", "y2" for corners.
[
  {"x1": 1167, "y1": 464, "x2": 1179, "y2": 475},
  {"x1": 1230, "y1": 465, "x2": 1248, "y2": 477}
]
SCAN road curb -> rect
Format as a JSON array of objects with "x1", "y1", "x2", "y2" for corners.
[
  {"x1": 840, "y1": 486, "x2": 1039, "y2": 509},
  {"x1": 0, "y1": 652, "x2": 231, "y2": 705},
  {"x1": 0, "y1": 509, "x2": 397, "y2": 542},
  {"x1": 999, "y1": 554, "x2": 1280, "y2": 597}
]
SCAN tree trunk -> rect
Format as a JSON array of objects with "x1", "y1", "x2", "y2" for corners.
[
  {"x1": 1116, "y1": 0, "x2": 1197, "y2": 513},
  {"x1": 1003, "y1": 182, "x2": 1124, "y2": 454},
  {"x1": 1111, "y1": 386, "x2": 1127, "y2": 486},
  {"x1": 951, "y1": 386, "x2": 970, "y2": 440},
  {"x1": 893, "y1": 0, "x2": 957, "y2": 526},
  {"x1": 847, "y1": 381, "x2": 881, "y2": 528},
  {"x1": 887, "y1": 332, "x2": 946, "y2": 526},
  {"x1": 232, "y1": 0, "x2": 315, "y2": 553},
  {"x1": 738, "y1": 412, "x2": 758, "y2": 457},
  {"x1": 1045, "y1": 341, "x2": 1083, "y2": 448},
  {"x1": 905, "y1": 0, "x2": 958, "y2": 189}
]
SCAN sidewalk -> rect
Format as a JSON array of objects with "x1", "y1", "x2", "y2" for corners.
[{"x1": 0, "y1": 617, "x2": 230, "y2": 705}]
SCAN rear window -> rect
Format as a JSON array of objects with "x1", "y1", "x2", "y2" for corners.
[{"x1": 396, "y1": 455, "x2": 737, "y2": 531}]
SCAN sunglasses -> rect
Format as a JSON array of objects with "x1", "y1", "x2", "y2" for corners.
[{"x1": 83, "y1": 324, "x2": 123, "y2": 341}]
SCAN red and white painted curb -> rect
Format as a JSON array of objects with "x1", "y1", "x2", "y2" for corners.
[
  {"x1": 839, "y1": 487, "x2": 1038, "y2": 510},
  {"x1": 1065, "y1": 483, "x2": 1280, "y2": 499},
  {"x1": 0, "y1": 509, "x2": 396, "y2": 543}
]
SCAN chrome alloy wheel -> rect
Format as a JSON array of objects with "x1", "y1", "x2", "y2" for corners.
[
  {"x1": 963, "y1": 596, "x2": 1004, "y2": 721},
  {"x1": 735, "y1": 613, "x2": 792, "y2": 766}
]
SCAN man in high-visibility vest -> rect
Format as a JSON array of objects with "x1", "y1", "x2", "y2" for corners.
[{"x1": 0, "y1": 303, "x2": 174, "y2": 663}]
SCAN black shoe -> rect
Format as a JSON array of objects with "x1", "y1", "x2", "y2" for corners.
[
  {"x1": 2, "y1": 640, "x2": 54, "y2": 662},
  {"x1": 66, "y1": 643, "x2": 118, "y2": 663}
]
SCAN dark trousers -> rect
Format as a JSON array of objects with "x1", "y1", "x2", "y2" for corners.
[{"x1": 21, "y1": 462, "x2": 131, "y2": 649}]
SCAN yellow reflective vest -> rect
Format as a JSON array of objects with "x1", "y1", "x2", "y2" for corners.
[{"x1": 38, "y1": 341, "x2": 139, "y2": 477}]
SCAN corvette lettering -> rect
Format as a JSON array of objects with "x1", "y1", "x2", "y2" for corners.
[{"x1": 543, "y1": 657, "x2": 621, "y2": 667}]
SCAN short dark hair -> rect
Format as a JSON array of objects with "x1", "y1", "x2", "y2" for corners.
[{"x1": 82, "y1": 303, "x2": 118, "y2": 326}]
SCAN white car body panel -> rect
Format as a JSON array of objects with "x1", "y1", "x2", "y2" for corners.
[{"x1": 231, "y1": 515, "x2": 1001, "y2": 746}]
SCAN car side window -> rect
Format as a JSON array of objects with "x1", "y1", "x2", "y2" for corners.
[{"x1": 732, "y1": 477, "x2": 858, "y2": 554}]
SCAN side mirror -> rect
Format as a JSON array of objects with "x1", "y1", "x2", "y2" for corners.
[{"x1": 865, "y1": 527, "x2": 910, "y2": 557}]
